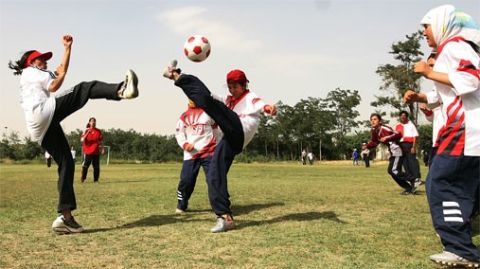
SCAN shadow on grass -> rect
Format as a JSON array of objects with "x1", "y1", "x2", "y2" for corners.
[
  {"x1": 118, "y1": 214, "x2": 205, "y2": 228},
  {"x1": 91, "y1": 179, "x2": 158, "y2": 184},
  {"x1": 412, "y1": 190, "x2": 425, "y2": 195},
  {"x1": 236, "y1": 210, "x2": 347, "y2": 230},
  {"x1": 178, "y1": 202, "x2": 285, "y2": 215},
  {"x1": 82, "y1": 214, "x2": 202, "y2": 234},
  {"x1": 233, "y1": 202, "x2": 285, "y2": 216},
  {"x1": 83, "y1": 202, "x2": 286, "y2": 234}
]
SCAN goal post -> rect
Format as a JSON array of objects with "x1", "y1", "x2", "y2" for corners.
[{"x1": 102, "y1": 145, "x2": 111, "y2": 166}]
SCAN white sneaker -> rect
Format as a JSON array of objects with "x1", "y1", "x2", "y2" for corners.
[
  {"x1": 414, "y1": 178, "x2": 422, "y2": 188},
  {"x1": 162, "y1": 60, "x2": 180, "y2": 79},
  {"x1": 175, "y1": 208, "x2": 186, "y2": 214},
  {"x1": 51, "y1": 215, "x2": 85, "y2": 234},
  {"x1": 409, "y1": 179, "x2": 418, "y2": 194},
  {"x1": 210, "y1": 217, "x2": 235, "y2": 233},
  {"x1": 118, "y1": 69, "x2": 139, "y2": 99},
  {"x1": 430, "y1": 251, "x2": 479, "y2": 268}
]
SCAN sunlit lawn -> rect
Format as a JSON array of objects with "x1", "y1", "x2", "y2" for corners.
[{"x1": 0, "y1": 162, "x2": 478, "y2": 268}]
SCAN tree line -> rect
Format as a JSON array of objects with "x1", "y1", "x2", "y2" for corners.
[{"x1": 0, "y1": 87, "x2": 366, "y2": 162}]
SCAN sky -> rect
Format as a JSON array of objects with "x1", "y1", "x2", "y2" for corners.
[{"x1": 1, "y1": 0, "x2": 479, "y2": 139}]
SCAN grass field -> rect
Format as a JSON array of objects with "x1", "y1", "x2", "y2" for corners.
[{"x1": 0, "y1": 162, "x2": 478, "y2": 269}]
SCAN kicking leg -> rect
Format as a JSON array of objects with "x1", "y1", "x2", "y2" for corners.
[{"x1": 53, "y1": 70, "x2": 139, "y2": 123}]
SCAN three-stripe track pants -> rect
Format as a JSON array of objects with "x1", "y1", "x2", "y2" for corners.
[{"x1": 426, "y1": 154, "x2": 480, "y2": 261}]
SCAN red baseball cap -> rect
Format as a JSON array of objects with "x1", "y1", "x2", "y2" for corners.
[
  {"x1": 226, "y1": 69, "x2": 249, "y2": 84},
  {"x1": 24, "y1": 50, "x2": 53, "y2": 68}
]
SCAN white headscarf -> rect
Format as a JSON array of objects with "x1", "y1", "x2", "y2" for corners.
[{"x1": 420, "y1": 5, "x2": 480, "y2": 48}]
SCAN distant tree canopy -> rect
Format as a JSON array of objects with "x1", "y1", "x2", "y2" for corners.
[
  {"x1": 65, "y1": 129, "x2": 182, "y2": 162},
  {"x1": 372, "y1": 30, "x2": 424, "y2": 124},
  {"x1": 1, "y1": 88, "x2": 367, "y2": 162}
]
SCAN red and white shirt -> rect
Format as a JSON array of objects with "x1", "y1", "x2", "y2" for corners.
[
  {"x1": 213, "y1": 90, "x2": 268, "y2": 149},
  {"x1": 427, "y1": 37, "x2": 480, "y2": 156},
  {"x1": 175, "y1": 107, "x2": 220, "y2": 160},
  {"x1": 366, "y1": 125, "x2": 403, "y2": 157},
  {"x1": 395, "y1": 120, "x2": 419, "y2": 143}
]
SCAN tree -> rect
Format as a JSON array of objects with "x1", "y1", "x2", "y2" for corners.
[
  {"x1": 323, "y1": 88, "x2": 362, "y2": 158},
  {"x1": 373, "y1": 31, "x2": 424, "y2": 124},
  {"x1": 0, "y1": 133, "x2": 15, "y2": 159},
  {"x1": 0, "y1": 131, "x2": 42, "y2": 160},
  {"x1": 417, "y1": 124, "x2": 433, "y2": 156},
  {"x1": 20, "y1": 137, "x2": 42, "y2": 160},
  {"x1": 292, "y1": 97, "x2": 336, "y2": 160}
]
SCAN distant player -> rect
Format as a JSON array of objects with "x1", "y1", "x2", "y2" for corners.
[
  {"x1": 361, "y1": 143, "x2": 370, "y2": 168},
  {"x1": 163, "y1": 60, "x2": 277, "y2": 232},
  {"x1": 45, "y1": 151, "x2": 52, "y2": 168},
  {"x1": 174, "y1": 99, "x2": 220, "y2": 213},
  {"x1": 8, "y1": 34, "x2": 139, "y2": 234},
  {"x1": 81, "y1": 117, "x2": 103, "y2": 183},
  {"x1": 70, "y1": 146, "x2": 76, "y2": 163},
  {"x1": 366, "y1": 113, "x2": 416, "y2": 194},
  {"x1": 352, "y1": 148, "x2": 360, "y2": 166},
  {"x1": 301, "y1": 149, "x2": 307, "y2": 165},
  {"x1": 307, "y1": 152, "x2": 314, "y2": 165},
  {"x1": 394, "y1": 111, "x2": 421, "y2": 187}
]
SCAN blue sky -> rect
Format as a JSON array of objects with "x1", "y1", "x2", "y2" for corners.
[{"x1": 1, "y1": 0, "x2": 479, "y2": 138}]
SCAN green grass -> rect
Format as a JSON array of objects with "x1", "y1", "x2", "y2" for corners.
[{"x1": 0, "y1": 162, "x2": 478, "y2": 268}]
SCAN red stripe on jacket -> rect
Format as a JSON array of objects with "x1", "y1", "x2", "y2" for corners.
[
  {"x1": 457, "y1": 59, "x2": 480, "y2": 79},
  {"x1": 436, "y1": 97, "x2": 465, "y2": 156}
]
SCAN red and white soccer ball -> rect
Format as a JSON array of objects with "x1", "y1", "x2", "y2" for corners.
[{"x1": 184, "y1": 35, "x2": 211, "y2": 62}]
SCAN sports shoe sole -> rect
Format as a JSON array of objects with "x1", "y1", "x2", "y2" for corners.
[
  {"x1": 175, "y1": 208, "x2": 186, "y2": 214},
  {"x1": 52, "y1": 226, "x2": 84, "y2": 235},
  {"x1": 163, "y1": 60, "x2": 178, "y2": 79},
  {"x1": 211, "y1": 223, "x2": 235, "y2": 233},
  {"x1": 431, "y1": 259, "x2": 479, "y2": 268},
  {"x1": 121, "y1": 70, "x2": 139, "y2": 99}
]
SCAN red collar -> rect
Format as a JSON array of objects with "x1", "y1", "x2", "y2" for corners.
[
  {"x1": 227, "y1": 90, "x2": 250, "y2": 109},
  {"x1": 436, "y1": 36, "x2": 466, "y2": 58}
]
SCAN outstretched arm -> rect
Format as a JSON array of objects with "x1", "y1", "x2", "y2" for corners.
[{"x1": 48, "y1": 35, "x2": 73, "y2": 92}]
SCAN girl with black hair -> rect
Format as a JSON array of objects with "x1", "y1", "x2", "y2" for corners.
[
  {"x1": 80, "y1": 117, "x2": 103, "y2": 183},
  {"x1": 9, "y1": 34, "x2": 139, "y2": 234}
]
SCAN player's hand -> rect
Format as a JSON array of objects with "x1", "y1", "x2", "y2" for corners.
[
  {"x1": 419, "y1": 103, "x2": 431, "y2": 113},
  {"x1": 63, "y1": 34, "x2": 73, "y2": 48},
  {"x1": 414, "y1": 61, "x2": 432, "y2": 77},
  {"x1": 411, "y1": 147, "x2": 416, "y2": 154},
  {"x1": 379, "y1": 137, "x2": 386, "y2": 143},
  {"x1": 403, "y1": 90, "x2": 417, "y2": 104},
  {"x1": 264, "y1": 105, "x2": 277, "y2": 116},
  {"x1": 183, "y1": 143, "x2": 194, "y2": 152}
]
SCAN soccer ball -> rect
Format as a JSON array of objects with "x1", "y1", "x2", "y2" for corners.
[{"x1": 184, "y1": 35, "x2": 211, "y2": 62}]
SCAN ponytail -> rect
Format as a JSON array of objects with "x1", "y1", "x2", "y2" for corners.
[{"x1": 8, "y1": 50, "x2": 36, "y2": 76}]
